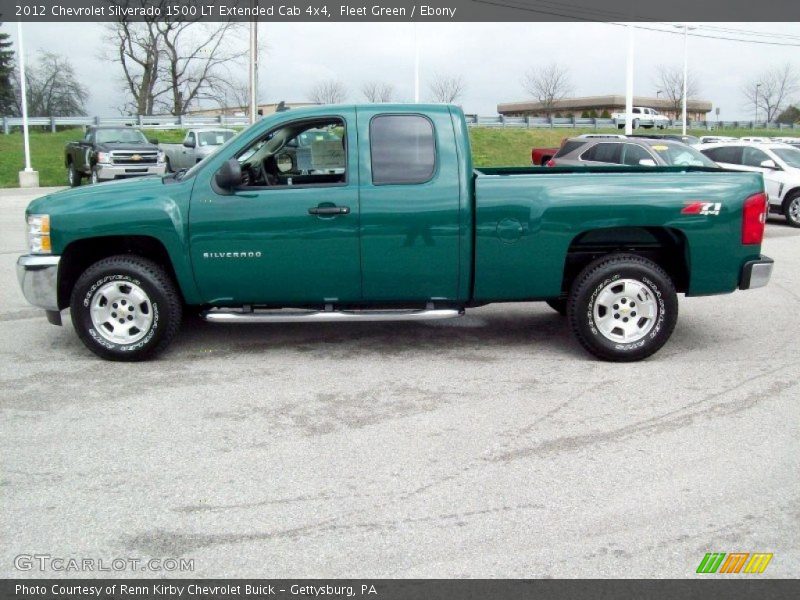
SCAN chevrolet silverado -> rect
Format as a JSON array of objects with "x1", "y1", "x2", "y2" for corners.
[{"x1": 19, "y1": 104, "x2": 773, "y2": 361}]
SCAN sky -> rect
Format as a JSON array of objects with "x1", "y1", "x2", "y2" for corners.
[{"x1": 3, "y1": 21, "x2": 799, "y2": 119}]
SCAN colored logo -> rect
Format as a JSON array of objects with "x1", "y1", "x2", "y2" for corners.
[
  {"x1": 682, "y1": 201, "x2": 721, "y2": 216},
  {"x1": 696, "y1": 552, "x2": 773, "y2": 574},
  {"x1": 131, "y1": 154, "x2": 142, "y2": 161}
]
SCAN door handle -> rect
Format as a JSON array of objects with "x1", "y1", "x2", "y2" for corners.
[{"x1": 308, "y1": 205, "x2": 350, "y2": 216}]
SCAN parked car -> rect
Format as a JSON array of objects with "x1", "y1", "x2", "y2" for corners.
[
  {"x1": 631, "y1": 133, "x2": 701, "y2": 146},
  {"x1": 18, "y1": 104, "x2": 771, "y2": 363},
  {"x1": 699, "y1": 141, "x2": 800, "y2": 227},
  {"x1": 699, "y1": 135, "x2": 737, "y2": 144},
  {"x1": 772, "y1": 136, "x2": 800, "y2": 147},
  {"x1": 160, "y1": 128, "x2": 236, "y2": 172},
  {"x1": 64, "y1": 126, "x2": 166, "y2": 186},
  {"x1": 611, "y1": 107, "x2": 671, "y2": 129},
  {"x1": 740, "y1": 136, "x2": 772, "y2": 143},
  {"x1": 531, "y1": 146, "x2": 560, "y2": 166},
  {"x1": 549, "y1": 137, "x2": 719, "y2": 168},
  {"x1": 532, "y1": 135, "x2": 626, "y2": 166}
]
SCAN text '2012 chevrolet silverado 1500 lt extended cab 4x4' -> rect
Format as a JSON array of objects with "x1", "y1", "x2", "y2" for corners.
[{"x1": 19, "y1": 104, "x2": 773, "y2": 362}]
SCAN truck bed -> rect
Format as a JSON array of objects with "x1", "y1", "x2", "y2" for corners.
[{"x1": 475, "y1": 165, "x2": 722, "y2": 177}]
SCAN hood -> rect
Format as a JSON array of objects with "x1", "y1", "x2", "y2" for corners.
[
  {"x1": 96, "y1": 142, "x2": 160, "y2": 152},
  {"x1": 27, "y1": 176, "x2": 168, "y2": 217}
]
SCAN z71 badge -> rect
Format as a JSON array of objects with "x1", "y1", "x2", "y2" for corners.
[{"x1": 682, "y1": 201, "x2": 722, "y2": 216}]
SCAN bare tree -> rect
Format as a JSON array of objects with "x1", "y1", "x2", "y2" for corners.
[
  {"x1": 361, "y1": 81, "x2": 395, "y2": 103},
  {"x1": 105, "y1": 1, "x2": 248, "y2": 115},
  {"x1": 155, "y1": 20, "x2": 247, "y2": 115},
  {"x1": 428, "y1": 73, "x2": 465, "y2": 104},
  {"x1": 742, "y1": 64, "x2": 799, "y2": 122},
  {"x1": 13, "y1": 51, "x2": 89, "y2": 116},
  {"x1": 654, "y1": 65, "x2": 701, "y2": 118},
  {"x1": 308, "y1": 80, "x2": 348, "y2": 104},
  {"x1": 521, "y1": 63, "x2": 572, "y2": 117},
  {"x1": 104, "y1": 14, "x2": 164, "y2": 115}
]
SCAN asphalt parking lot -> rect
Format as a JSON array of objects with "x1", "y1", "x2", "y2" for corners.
[{"x1": 1, "y1": 186, "x2": 798, "y2": 578}]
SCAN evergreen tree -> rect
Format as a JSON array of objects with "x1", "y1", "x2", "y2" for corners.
[{"x1": 0, "y1": 23, "x2": 15, "y2": 115}]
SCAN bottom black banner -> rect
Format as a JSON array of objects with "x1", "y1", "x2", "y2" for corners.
[{"x1": 1, "y1": 579, "x2": 799, "y2": 600}]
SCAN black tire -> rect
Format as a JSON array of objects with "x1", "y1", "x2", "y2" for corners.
[
  {"x1": 165, "y1": 157, "x2": 172, "y2": 173},
  {"x1": 783, "y1": 192, "x2": 800, "y2": 228},
  {"x1": 67, "y1": 162, "x2": 81, "y2": 187},
  {"x1": 632, "y1": 118, "x2": 640, "y2": 130},
  {"x1": 90, "y1": 167, "x2": 99, "y2": 185},
  {"x1": 546, "y1": 298, "x2": 567, "y2": 316},
  {"x1": 69, "y1": 255, "x2": 182, "y2": 361},
  {"x1": 567, "y1": 253, "x2": 678, "y2": 362}
]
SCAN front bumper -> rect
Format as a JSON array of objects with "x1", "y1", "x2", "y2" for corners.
[
  {"x1": 16, "y1": 255, "x2": 60, "y2": 311},
  {"x1": 740, "y1": 255, "x2": 774, "y2": 290},
  {"x1": 95, "y1": 163, "x2": 166, "y2": 181}
]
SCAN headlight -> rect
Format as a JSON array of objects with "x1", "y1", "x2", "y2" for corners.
[
  {"x1": 96, "y1": 152, "x2": 111, "y2": 164},
  {"x1": 157, "y1": 150, "x2": 166, "y2": 163},
  {"x1": 27, "y1": 214, "x2": 51, "y2": 254}
]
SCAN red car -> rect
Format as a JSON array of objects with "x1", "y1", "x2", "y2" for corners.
[{"x1": 531, "y1": 146, "x2": 560, "y2": 166}]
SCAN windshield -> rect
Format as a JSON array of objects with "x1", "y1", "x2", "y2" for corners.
[
  {"x1": 649, "y1": 142, "x2": 718, "y2": 167},
  {"x1": 772, "y1": 147, "x2": 800, "y2": 169},
  {"x1": 95, "y1": 128, "x2": 148, "y2": 144},
  {"x1": 197, "y1": 130, "x2": 235, "y2": 147}
]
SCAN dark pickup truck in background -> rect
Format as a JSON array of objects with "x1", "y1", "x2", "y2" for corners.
[{"x1": 64, "y1": 126, "x2": 167, "y2": 186}]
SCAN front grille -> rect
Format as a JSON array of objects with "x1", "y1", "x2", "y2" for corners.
[{"x1": 111, "y1": 152, "x2": 158, "y2": 166}]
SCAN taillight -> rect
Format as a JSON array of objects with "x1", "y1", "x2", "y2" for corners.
[
  {"x1": 742, "y1": 192, "x2": 768, "y2": 245},
  {"x1": 545, "y1": 159, "x2": 556, "y2": 167}
]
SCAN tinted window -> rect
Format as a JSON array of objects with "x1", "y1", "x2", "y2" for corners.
[
  {"x1": 623, "y1": 144, "x2": 655, "y2": 165},
  {"x1": 650, "y1": 142, "x2": 718, "y2": 167},
  {"x1": 702, "y1": 146, "x2": 743, "y2": 165},
  {"x1": 772, "y1": 147, "x2": 800, "y2": 168},
  {"x1": 633, "y1": 108, "x2": 641, "y2": 114},
  {"x1": 742, "y1": 147, "x2": 770, "y2": 167},
  {"x1": 370, "y1": 115, "x2": 435, "y2": 185},
  {"x1": 581, "y1": 142, "x2": 623, "y2": 164},
  {"x1": 555, "y1": 140, "x2": 585, "y2": 158}
]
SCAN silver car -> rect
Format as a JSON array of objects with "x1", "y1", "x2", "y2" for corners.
[{"x1": 549, "y1": 137, "x2": 719, "y2": 168}]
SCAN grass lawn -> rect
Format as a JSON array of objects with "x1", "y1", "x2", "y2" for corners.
[{"x1": 0, "y1": 125, "x2": 794, "y2": 187}]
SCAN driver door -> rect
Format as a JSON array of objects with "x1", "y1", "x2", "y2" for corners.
[{"x1": 189, "y1": 109, "x2": 362, "y2": 305}]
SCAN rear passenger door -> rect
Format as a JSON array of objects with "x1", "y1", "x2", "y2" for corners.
[
  {"x1": 356, "y1": 108, "x2": 462, "y2": 302},
  {"x1": 580, "y1": 142, "x2": 623, "y2": 165}
]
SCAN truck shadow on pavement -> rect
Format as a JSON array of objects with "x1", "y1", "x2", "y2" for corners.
[{"x1": 172, "y1": 307, "x2": 587, "y2": 361}]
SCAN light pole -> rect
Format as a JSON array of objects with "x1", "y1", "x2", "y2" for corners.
[
  {"x1": 674, "y1": 23, "x2": 695, "y2": 136},
  {"x1": 16, "y1": 22, "x2": 38, "y2": 188},
  {"x1": 248, "y1": 1, "x2": 259, "y2": 124},
  {"x1": 625, "y1": 24, "x2": 635, "y2": 135},
  {"x1": 413, "y1": 23, "x2": 420, "y2": 103}
]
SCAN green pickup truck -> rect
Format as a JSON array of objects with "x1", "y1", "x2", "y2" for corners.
[{"x1": 17, "y1": 104, "x2": 773, "y2": 362}]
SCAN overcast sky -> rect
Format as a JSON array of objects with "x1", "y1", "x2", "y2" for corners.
[{"x1": 3, "y1": 21, "x2": 799, "y2": 119}]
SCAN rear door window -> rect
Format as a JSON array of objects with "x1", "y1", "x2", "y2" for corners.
[
  {"x1": 702, "y1": 146, "x2": 743, "y2": 165},
  {"x1": 370, "y1": 115, "x2": 436, "y2": 185},
  {"x1": 581, "y1": 143, "x2": 623, "y2": 164},
  {"x1": 554, "y1": 140, "x2": 585, "y2": 158}
]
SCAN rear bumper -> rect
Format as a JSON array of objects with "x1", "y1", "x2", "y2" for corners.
[
  {"x1": 17, "y1": 255, "x2": 60, "y2": 310},
  {"x1": 95, "y1": 163, "x2": 166, "y2": 181},
  {"x1": 739, "y1": 255, "x2": 774, "y2": 290}
]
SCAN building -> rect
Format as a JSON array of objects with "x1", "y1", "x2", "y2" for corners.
[
  {"x1": 186, "y1": 102, "x2": 316, "y2": 118},
  {"x1": 497, "y1": 95, "x2": 712, "y2": 121}
]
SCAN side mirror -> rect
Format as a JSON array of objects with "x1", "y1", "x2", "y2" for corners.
[
  {"x1": 149, "y1": 138, "x2": 158, "y2": 145},
  {"x1": 214, "y1": 158, "x2": 242, "y2": 190},
  {"x1": 639, "y1": 159, "x2": 657, "y2": 166},
  {"x1": 760, "y1": 159, "x2": 779, "y2": 170},
  {"x1": 183, "y1": 139, "x2": 196, "y2": 148}
]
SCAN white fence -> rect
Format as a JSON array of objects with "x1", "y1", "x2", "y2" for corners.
[
  {"x1": 463, "y1": 114, "x2": 796, "y2": 131},
  {"x1": 2, "y1": 113, "x2": 797, "y2": 134}
]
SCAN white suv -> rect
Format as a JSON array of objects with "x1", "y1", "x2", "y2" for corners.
[{"x1": 699, "y1": 141, "x2": 800, "y2": 227}]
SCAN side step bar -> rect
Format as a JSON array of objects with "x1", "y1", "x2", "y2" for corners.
[{"x1": 201, "y1": 307, "x2": 464, "y2": 324}]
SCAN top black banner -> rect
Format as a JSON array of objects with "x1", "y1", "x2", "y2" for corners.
[{"x1": 2, "y1": 0, "x2": 800, "y2": 22}]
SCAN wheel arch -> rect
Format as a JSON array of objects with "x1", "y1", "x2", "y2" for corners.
[
  {"x1": 781, "y1": 187, "x2": 800, "y2": 212},
  {"x1": 57, "y1": 235, "x2": 185, "y2": 310},
  {"x1": 561, "y1": 226, "x2": 690, "y2": 295}
]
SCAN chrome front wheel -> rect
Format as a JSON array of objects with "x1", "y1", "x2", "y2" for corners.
[
  {"x1": 90, "y1": 281, "x2": 154, "y2": 345},
  {"x1": 787, "y1": 195, "x2": 800, "y2": 228}
]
